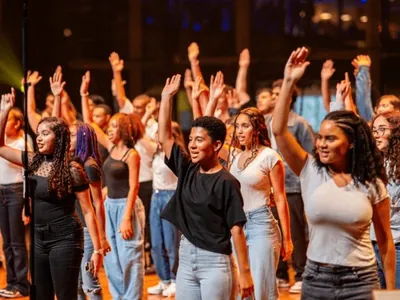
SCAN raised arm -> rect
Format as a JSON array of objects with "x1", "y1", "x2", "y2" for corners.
[
  {"x1": 109, "y1": 52, "x2": 128, "y2": 110},
  {"x1": 320, "y1": 60, "x2": 335, "y2": 113},
  {"x1": 50, "y1": 66, "x2": 66, "y2": 118},
  {"x1": 235, "y1": 49, "x2": 251, "y2": 107},
  {"x1": 159, "y1": 75, "x2": 181, "y2": 159},
  {"x1": 353, "y1": 55, "x2": 374, "y2": 121},
  {"x1": 204, "y1": 72, "x2": 225, "y2": 117},
  {"x1": 184, "y1": 69, "x2": 194, "y2": 107},
  {"x1": 188, "y1": 42, "x2": 208, "y2": 112},
  {"x1": 25, "y1": 71, "x2": 42, "y2": 132},
  {"x1": 0, "y1": 90, "x2": 23, "y2": 166},
  {"x1": 271, "y1": 47, "x2": 310, "y2": 176},
  {"x1": 191, "y1": 76, "x2": 207, "y2": 119},
  {"x1": 80, "y1": 73, "x2": 114, "y2": 151}
]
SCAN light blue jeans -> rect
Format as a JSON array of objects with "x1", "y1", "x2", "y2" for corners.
[
  {"x1": 78, "y1": 228, "x2": 102, "y2": 300},
  {"x1": 241, "y1": 206, "x2": 281, "y2": 300},
  {"x1": 373, "y1": 241, "x2": 400, "y2": 289},
  {"x1": 175, "y1": 236, "x2": 238, "y2": 300},
  {"x1": 150, "y1": 189, "x2": 178, "y2": 284},
  {"x1": 104, "y1": 198, "x2": 145, "y2": 300}
]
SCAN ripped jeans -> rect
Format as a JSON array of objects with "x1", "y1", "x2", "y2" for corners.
[{"x1": 78, "y1": 227, "x2": 102, "y2": 300}]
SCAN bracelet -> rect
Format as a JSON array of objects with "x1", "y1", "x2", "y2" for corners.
[
  {"x1": 93, "y1": 249, "x2": 104, "y2": 256},
  {"x1": 80, "y1": 92, "x2": 89, "y2": 97}
]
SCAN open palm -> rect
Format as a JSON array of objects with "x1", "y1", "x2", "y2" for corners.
[
  {"x1": 284, "y1": 47, "x2": 310, "y2": 83},
  {"x1": 162, "y1": 75, "x2": 181, "y2": 98},
  {"x1": 210, "y1": 71, "x2": 225, "y2": 100}
]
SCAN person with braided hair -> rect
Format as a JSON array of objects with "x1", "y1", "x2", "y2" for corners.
[
  {"x1": 272, "y1": 47, "x2": 395, "y2": 299},
  {"x1": 226, "y1": 107, "x2": 292, "y2": 300},
  {"x1": 371, "y1": 112, "x2": 400, "y2": 288},
  {"x1": 0, "y1": 92, "x2": 103, "y2": 300}
]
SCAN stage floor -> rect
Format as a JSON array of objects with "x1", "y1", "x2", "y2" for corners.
[{"x1": 0, "y1": 267, "x2": 300, "y2": 299}]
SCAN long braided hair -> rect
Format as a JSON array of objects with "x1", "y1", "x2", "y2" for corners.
[
  {"x1": 228, "y1": 107, "x2": 271, "y2": 170},
  {"x1": 314, "y1": 110, "x2": 387, "y2": 192},
  {"x1": 30, "y1": 117, "x2": 73, "y2": 198},
  {"x1": 75, "y1": 123, "x2": 102, "y2": 167}
]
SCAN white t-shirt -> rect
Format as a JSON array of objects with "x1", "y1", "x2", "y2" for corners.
[
  {"x1": 152, "y1": 151, "x2": 177, "y2": 190},
  {"x1": 300, "y1": 155, "x2": 388, "y2": 267},
  {"x1": 0, "y1": 136, "x2": 32, "y2": 184},
  {"x1": 229, "y1": 147, "x2": 281, "y2": 212},
  {"x1": 119, "y1": 98, "x2": 134, "y2": 114},
  {"x1": 135, "y1": 140, "x2": 154, "y2": 183}
]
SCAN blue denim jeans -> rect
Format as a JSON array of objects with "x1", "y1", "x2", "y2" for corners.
[
  {"x1": 104, "y1": 197, "x2": 145, "y2": 300},
  {"x1": 373, "y1": 241, "x2": 400, "y2": 289},
  {"x1": 78, "y1": 227, "x2": 102, "y2": 300},
  {"x1": 301, "y1": 259, "x2": 380, "y2": 300},
  {"x1": 150, "y1": 189, "x2": 178, "y2": 283},
  {"x1": 241, "y1": 206, "x2": 281, "y2": 300},
  {"x1": 176, "y1": 236, "x2": 238, "y2": 300},
  {"x1": 0, "y1": 183, "x2": 30, "y2": 295}
]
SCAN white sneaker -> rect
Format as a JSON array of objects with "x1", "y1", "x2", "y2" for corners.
[
  {"x1": 277, "y1": 278, "x2": 290, "y2": 288},
  {"x1": 162, "y1": 283, "x2": 176, "y2": 297},
  {"x1": 289, "y1": 281, "x2": 302, "y2": 294},
  {"x1": 147, "y1": 281, "x2": 168, "y2": 295}
]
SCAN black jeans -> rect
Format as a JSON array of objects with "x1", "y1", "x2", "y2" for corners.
[
  {"x1": 273, "y1": 192, "x2": 308, "y2": 282},
  {"x1": 0, "y1": 183, "x2": 30, "y2": 295},
  {"x1": 35, "y1": 214, "x2": 84, "y2": 300},
  {"x1": 138, "y1": 180, "x2": 153, "y2": 251},
  {"x1": 301, "y1": 260, "x2": 379, "y2": 300}
]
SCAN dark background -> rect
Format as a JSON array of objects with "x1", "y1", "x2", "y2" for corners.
[{"x1": 1, "y1": 0, "x2": 400, "y2": 113}]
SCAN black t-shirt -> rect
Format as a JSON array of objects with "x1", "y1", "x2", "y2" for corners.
[
  {"x1": 25, "y1": 152, "x2": 89, "y2": 225},
  {"x1": 161, "y1": 143, "x2": 246, "y2": 255},
  {"x1": 76, "y1": 158, "x2": 102, "y2": 226}
]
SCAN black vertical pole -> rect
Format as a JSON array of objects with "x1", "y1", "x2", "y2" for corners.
[{"x1": 22, "y1": 0, "x2": 35, "y2": 299}]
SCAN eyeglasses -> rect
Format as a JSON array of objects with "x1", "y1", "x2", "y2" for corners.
[{"x1": 372, "y1": 127, "x2": 390, "y2": 137}]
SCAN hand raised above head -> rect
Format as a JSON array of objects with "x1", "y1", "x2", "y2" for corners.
[{"x1": 162, "y1": 74, "x2": 181, "y2": 98}]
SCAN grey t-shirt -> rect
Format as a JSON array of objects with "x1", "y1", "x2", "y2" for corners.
[{"x1": 300, "y1": 155, "x2": 388, "y2": 267}]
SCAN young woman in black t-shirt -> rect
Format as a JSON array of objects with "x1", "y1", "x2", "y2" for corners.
[
  {"x1": 158, "y1": 75, "x2": 254, "y2": 300},
  {"x1": 0, "y1": 92, "x2": 103, "y2": 300}
]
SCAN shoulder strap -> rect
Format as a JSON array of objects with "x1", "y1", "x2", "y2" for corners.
[{"x1": 121, "y1": 149, "x2": 133, "y2": 162}]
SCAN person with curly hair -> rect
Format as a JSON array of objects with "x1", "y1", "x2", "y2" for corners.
[
  {"x1": 85, "y1": 108, "x2": 145, "y2": 299},
  {"x1": 0, "y1": 92, "x2": 103, "y2": 300},
  {"x1": 227, "y1": 107, "x2": 292, "y2": 300},
  {"x1": 272, "y1": 47, "x2": 395, "y2": 299},
  {"x1": 371, "y1": 112, "x2": 400, "y2": 288}
]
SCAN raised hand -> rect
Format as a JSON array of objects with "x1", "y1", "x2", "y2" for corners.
[
  {"x1": 111, "y1": 78, "x2": 126, "y2": 96},
  {"x1": 161, "y1": 74, "x2": 181, "y2": 99},
  {"x1": 352, "y1": 54, "x2": 371, "y2": 70},
  {"x1": 49, "y1": 66, "x2": 66, "y2": 96},
  {"x1": 336, "y1": 72, "x2": 351, "y2": 104},
  {"x1": 227, "y1": 89, "x2": 240, "y2": 109},
  {"x1": 191, "y1": 76, "x2": 207, "y2": 101},
  {"x1": 188, "y1": 42, "x2": 200, "y2": 62},
  {"x1": 284, "y1": 47, "x2": 310, "y2": 83},
  {"x1": 145, "y1": 97, "x2": 159, "y2": 116},
  {"x1": 109, "y1": 52, "x2": 124, "y2": 72},
  {"x1": 239, "y1": 49, "x2": 250, "y2": 68},
  {"x1": 80, "y1": 71, "x2": 91, "y2": 96},
  {"x1": 25, "y1": 71, "x2": 42, "y2": 87},
  {"x1": 184, "y1": 69, "x2": 194, "y2": 89},
  {"x1": 321, "y1": 59, "x2": 335, "y2": 81},
  {"x1": 209, "y1": 71, "x2": 225, "y2": 100},
  {"x1": 0, "y1": 88, "x2": 16, "y2": 115}
]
